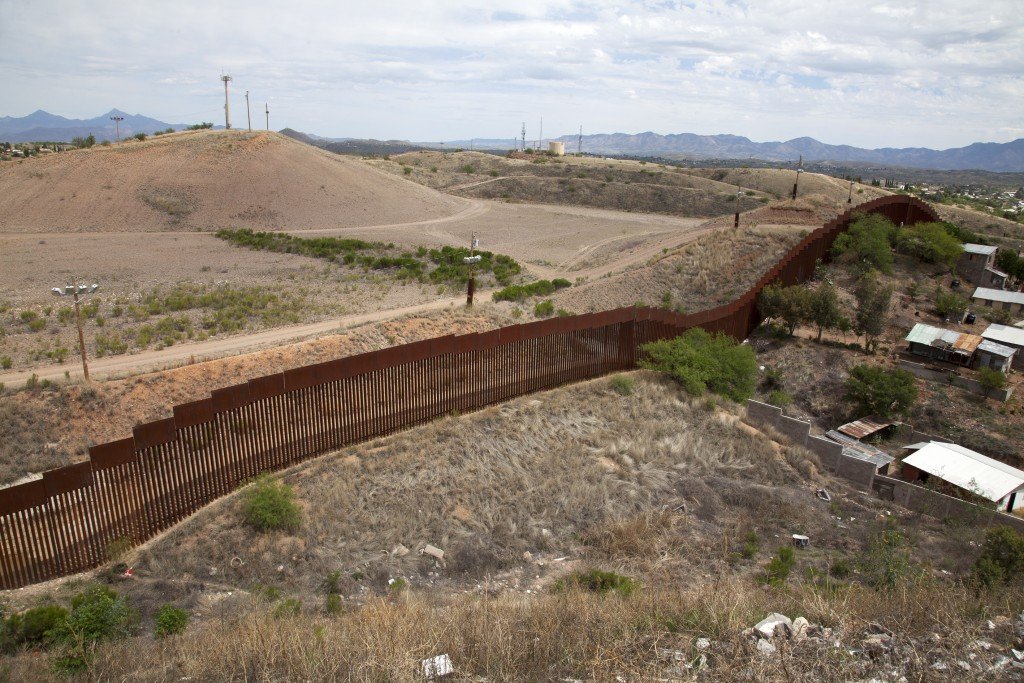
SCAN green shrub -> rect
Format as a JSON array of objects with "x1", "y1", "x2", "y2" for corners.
[
  {"x1": 323, "y1": 570, "x2": 342, "y2": 595},
  {"x1": 740, "y1": 531, "x2": 760, "y2": 559},
  {"x1": 858, "y1": 523, "x2": 918, "y2": 589},
  {"x1": 2, "y1": 604, "x2": 67, "y2": 650},
  {"x1": 153, "y1": 604, "x2": 189, "y2": 638},
  {"x1": 761, "y1": 546, "x2": 795, "y2": 585},
  {"x1": 934, "y1": 287, "x2": 968, "y2": 320},
  {"x1": 609, "y1": 375, "x2": 634, "y2": 396},
  {"x1": 133, "y1": 133, "x2": 147, "y2": 141},
  {"x1": 978, "y1": 367, "x2": 1008, "y2": 392},
  {"x1": 0, "y1": 356, "x2": 11, "y2": 370},
  {"x1": 492, "y1": 278, "x2": 570, "y2": 303},
  {"x1": 640, "y1": 327, "x2": 758, "y2": 402},
  {"x1": 272, "y1": 599, "x2": 302, "y2": 619},
  {"x1": 186, "y1": 122, "x2": 213, "y2": 130},
  {"x1": 767, "y1": 389, "x2": 793, "y2": 408},
  {"x1": 831, "y1": 213, "x2": 896, "y2": 273},
  {"x1": 844, "y1": 364, "x2": 917, "y2": 418},
  {"x1": 972, "y1": 526, "x2": 1024, "y2": 588},
  {"x1": 242, "y1": 475, "x2": 302, "y2": 532},
  {"x1": 555, "y1": 569, "x2": 637, "y2": 597},
  {"x1": 829, "y1": 558, "x2": 852, "y2": 579},
  {"x1": 533, "y1": 300, "x2": 554, "y2": 317},
  {"x1": 50, "y1": 585, "x2": 136, "y2": 673},
  {"x1": 894, "y1": 222, "x2": 964, "y2": 267},
  {"x1": 325, "y1": 594, "x2": 344, "y2": 615}
]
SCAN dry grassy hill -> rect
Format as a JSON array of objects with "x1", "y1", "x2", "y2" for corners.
[
  {"x1": 682, "y1": 167, "x2": 891, "y2": 204},
  {"x1": 367, "y1": 151, "x2": 771, "y2": 217},
  {"x1": 0, "y1": 130, "x2": 464, "y2": 233}
]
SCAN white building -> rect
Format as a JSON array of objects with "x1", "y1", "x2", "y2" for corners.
[{"x1": 901, "y1": 441, "x2": 1024, "y2": 512}]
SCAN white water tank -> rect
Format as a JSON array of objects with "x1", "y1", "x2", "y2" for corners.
[{"x1": 548, "y1": 141, "x2": 565, "y2": 156}]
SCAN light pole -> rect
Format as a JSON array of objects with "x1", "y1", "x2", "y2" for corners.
[
  {"x1": 245, "y1": 90, "x2": 252, "y2": 131},
  {"x1": 109, "y1": 115, "x2": 124, "y2": 142},
  {"x1": 51, "y1": 281, "x2": 99, "y2": 381},
  {"x1": 848, "y1": 180, "x2": 854, "y2": 204},
  {"x1": 463, "y1": 233, "x2": 481, "y2": 306},
  {"x1": 792, "y1": 168, "x2": 803, "y2": 200},
  {"x1": 221, "y1": 74, "x2": 232, "y2": 129}
]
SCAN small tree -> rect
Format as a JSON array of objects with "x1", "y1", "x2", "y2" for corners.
[
  {"x1": 808, "y1": 281, "x2": 843, "y2": 342},
  {"x1": 844, "y1": 364, "x2": 918, "y2": 418},
  {"x1": 894, "y1": 222, "x2": 963, "y2": 267},
  {"x1": 832, "y1": 214, "x2": 896, "y2": 274},
  {"x1": 640, "y1": 327, "x2": 758, "y2": 402},
  {"x1": 853, "y1": 270, "x2": 893, "y2": 353},
  {"x1": 934, "y1": 287, "x2": 968, "y2": 321},
  {"x1": 972, "y1": 526, "x2": 1024, "y2": 588},
  {"x1": 759, "y1": 283, "x2": 811, "y2": 336}
]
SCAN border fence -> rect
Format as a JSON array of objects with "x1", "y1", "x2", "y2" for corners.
[{"x1": 0, "y1": 195, "x2": 938, "y2": 589}]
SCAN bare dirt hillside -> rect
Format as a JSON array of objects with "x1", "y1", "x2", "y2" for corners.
[{"x1": 0, "y1": 130, "x2": 464, "y2": 233}]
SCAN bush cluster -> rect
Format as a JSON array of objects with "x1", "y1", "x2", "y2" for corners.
[
  {"x1": 554, "y1": 569, "x2": 638, "y2": 597},
  {"x1": 640, "y1": 327, "x2": 758, "y2": 402},
  {"x1": 844, "y1": 364, "x2": 917, "y2": 418},
  {"x1": 242, "y1": 475, "x2": 302, "y2": 532},
  {"x1": 492, "y1": 278, "x2": 571, "y2": 302}
]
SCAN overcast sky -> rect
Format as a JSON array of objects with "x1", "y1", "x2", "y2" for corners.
[{"x1": 1, "y1": 0, "x2": 1021, "y2": 149}]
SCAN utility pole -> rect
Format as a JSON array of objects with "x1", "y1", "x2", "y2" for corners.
[
  {"x1": 463, "y1": 233, "x2": 481, "y2": 306},
  {"x1": 109, "y1": 115, "x2": 124, "y2": 142},
  {"x1": 848, "y1": 180, "x2": 854, "y2": 204},
  {"x1": 521, "y1": 122, "x2": 526, "y2": 151},
  {"x1": 538, "y1": 117, "x2": 542, "y2": 150},
  {"x1": 245, "y1": 90, "x2": 251, "y2": 131},
  {"x1": 577, "y1": 125, "x2": 582, "y2": 155},
  {"x1": 51, "y1": 281, "x2": 99, "y2": 382},
  {"x1": 265, "y1": 102, "x2": 269, "y2": 131},
  {"x1": 734, "y1": 185, "x2": 742, "y2": 228},
  {"x1": 791, "y1": 154, "x2": 802, "y2": 200},
  {"x1": 221, "y1": 74, "x2": 232, "y2": 129}
]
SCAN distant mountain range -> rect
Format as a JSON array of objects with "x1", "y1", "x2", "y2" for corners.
[
  {"x1": 429, "y1": 133, "x2": 1024, "y2": 173},
  {"x1": 0, "y1": 109, "x2": 197, "y2": 142},
  {"x1": 9, "y1": 110, "x2": 1022, "y2": 172}
]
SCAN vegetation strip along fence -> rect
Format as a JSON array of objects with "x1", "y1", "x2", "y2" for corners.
[{"x1": 0, "y1": 195, "x2": 938, "y2": 590}]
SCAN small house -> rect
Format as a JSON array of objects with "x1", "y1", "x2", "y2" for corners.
[
  {"x1": 957, "y1": 244, "x2": 1006, "y2": 288},
  {"x1": 972, "y1": 287, "x2": 1024, "y2": 315},
  {"x1": 975, "y1": 340, "x2": 1016, "y2": 373},
  {"x1": 904, "y1": 323, "x2": 981, "y2": 367},
  {"x1": 901, "y1": 441, "x2": 1024, "y2": 512},
  {"x1": 981, "y1": 323, "x2": 1024, "y2": 370}
]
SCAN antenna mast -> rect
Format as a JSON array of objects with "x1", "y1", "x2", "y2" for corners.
[{"x1": 220, "y1": 74, "x2": 232, "y2": 129}]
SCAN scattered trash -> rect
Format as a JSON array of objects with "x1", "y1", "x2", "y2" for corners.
[
  {"x1": 553, "y1": 557, "x2": 568, "y2": 562},
  {"x1": 276, "y1": 564, "x2": 284, "y2": 573},
  {"x1": 955, "y1": 660, "x2": 972, "y2": 672},
  {"x1": 421, "y1": 653, "x2": 453, "y2": 679},
  {"x1": 990, "y1": 656, "x2": 1012, "y2": 672},
  {"x1": 791, "y1": 617, "x2": 809, "y2": 641},
  {"x1": 391, "y1": 544, "x2": 410, "y2": 558},
  {"x1": 119, "y1": 567, "x2": 135, "y2": 579},
  {"x1": 791, "y1": 534, "x2": 810, "y2": 548},
  {"x1": 986, "y1": 620, "x2": 996, "y2": 630},
  {"x1": 230, "y1": 556, "x2": 244, "y2": 568},
  {"x1": 1013, "y1": 649, "x2": 1024, "y2": 662},
  {"x1": 421, "y1": 545, "x2": 445, "y2": 561},
  {"x1": 815, "y1": 489, "x2": 831, "y2": 502},
  {"x1": 695, "y1": 637, "x2": 711, "y2": 651},
  {"x1": 931, "y1": 661, "x2": 948, "y2": 671}
]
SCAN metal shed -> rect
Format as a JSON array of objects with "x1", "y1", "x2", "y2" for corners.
[
  {"x1": 904, "y1": 323, "x2": 981, "y2": 367},
  {"x1": 901, "y1": 441, "x2": 1024, "y2": 512}
]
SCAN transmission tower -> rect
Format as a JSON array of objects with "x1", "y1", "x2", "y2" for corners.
[{"x1": 221, "y1": 75, "x2": 232, "y2": 129}]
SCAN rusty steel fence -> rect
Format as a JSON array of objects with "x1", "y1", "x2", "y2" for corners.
[{"x1": 0, "y1": 195, "x2": 938, "y2": 589}]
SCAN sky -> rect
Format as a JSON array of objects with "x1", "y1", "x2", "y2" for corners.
[{"x1": 1, "y1": 0, "x2": 1022, "y2": 149}]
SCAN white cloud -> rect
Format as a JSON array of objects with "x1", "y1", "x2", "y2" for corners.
[{"x1": 0, "y1": 0, "x2": 1020, "y2": 148}]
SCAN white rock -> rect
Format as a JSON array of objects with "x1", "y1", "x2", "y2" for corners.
[
  {"x1": 756, "y1": 639, "x2": 776, "y2": 657},
  {"x1": 695, "y1": 637, "x2": 711, "y2": 651},
  {"x1": 792, "y1": 616, "x2": 810, "y2": 641},
  {"x1": 421, "y1": 654, "x2": 453, "y2": 679},
  {"x1": 755, "y1": 613, "x2": 792, "y2": 639},
  {"x1": 421, "y1": 544, "x2": 445, "y2": 560}
]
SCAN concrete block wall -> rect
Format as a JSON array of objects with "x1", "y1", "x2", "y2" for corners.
[
  {"x1": 875, "y1": 476, "x2": 1024, "y2": 533},
  {"x1": 745, "y1": 400, "x2": 870, "y2": 490},
  {"x1": 898, "y1": 359, "x2": 1013, "y2": 402}
]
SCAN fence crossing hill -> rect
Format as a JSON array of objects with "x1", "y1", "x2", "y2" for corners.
[{"x1": 0, "y1": 195, "x2": 938, "y2": 590}]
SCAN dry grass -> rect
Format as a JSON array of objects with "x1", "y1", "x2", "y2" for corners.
[{"x1": 3, "y1": 578, "x2": 1019, "y2": 681}]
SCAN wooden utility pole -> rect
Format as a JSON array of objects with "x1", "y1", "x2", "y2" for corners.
[
  {"x1": 71, "y1": 286, "x2": 89, "y2": 381},
  {"x1": 464, "y1": 233, "x2": 480, "y2": 306},
  {"x1": 265, "y1": 103, "x2": 269, "y2": 131},
  {"x1": 245, "y1": 90, "x2": 252, "y2": 131}
]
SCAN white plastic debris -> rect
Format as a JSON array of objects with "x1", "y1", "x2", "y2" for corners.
[
  {"x1": 815, "y1": 489, "x2": 831, "y2": 502},
  {"x1": 756, "y1": 639, "x2": 776, "y2": 657},
  {"x1": 421, "y1": 653, "x2": 453, "y2": 679},
  {"x1": 792, "y1": 534, "x2": 810, "y2": 548},
  {"x1": 755, "y1": 613, "x2": 792, "y2": 639},
  {"x1": 391, "y1": 544, "x2": 410, "y2": 558},
  {"x1": 695, "y1": 637, "x2": 711, "y2": 651}
]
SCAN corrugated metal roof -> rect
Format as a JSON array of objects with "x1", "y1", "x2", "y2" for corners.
[
  {"x1": 904, "y1": 323, "x2": 980, "y2": 354},
  {"x1": 983, "y1": 323, "x2": 1024, "y2": 348},
  {"x1": 836, "y1": 416, "x2": 893, "y2": 440},
  {"x1": 902, "y1": 442, "x2": 1024, "y2": 502},
  {"x1": 825, "y1": 431, "x2": 895, "y2": 468},
  {"x1": 978, "y1": 339, "x2": 1016, "y2": 358},
  {"x1": 972, "y1": 287, "x2": 1024, "y2": 305},
  {"x1": 985, "y1": 267, "x2": 1009, "y2": 278},
  {"x1": 963, "y1": 243, "x2": 998, "y2": 256}
]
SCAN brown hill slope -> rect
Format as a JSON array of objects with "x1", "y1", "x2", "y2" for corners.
[
  {"x1": 681, "y1": 167, "x2": 891, "y2": 204},
  {"x1": 0, "y1": 130, "x2": 464, "y2": 233}
]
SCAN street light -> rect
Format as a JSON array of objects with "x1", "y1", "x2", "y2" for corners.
[
  {"x1": 51, "y1": 281, "x2": 99, "y2": 381},
  {"x1": 109, "y1": 115, "x2": 124, "y2": 142},
  {"x1": 463, "y1": 233, "x2": 481, "y2": 306}
]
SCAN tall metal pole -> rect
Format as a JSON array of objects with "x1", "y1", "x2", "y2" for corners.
[
  {"x1": 221, "y1": 75, "x2": 232, "y2": 129},
  {"x1": 734, "y1": 185, "x2": 741, "y2": 228},
  {"x1": 791, "y1": 154, "x2": 802, "y2": 200},
  {"x1": 109, "y1": 115, "x2": 124, "y2": 142},
  {"x1": 464, "y1": 233, "x2": 479, "y2": 306},
  {"x1": 245, "y1": 90, "x2": 251, "y2": 131},
  {"x1": 848, "y1": 180, "x2": 854, "y2": 204},
  {"x1": 265, "y1": 103, "x2": 269, "y2": 131}
]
